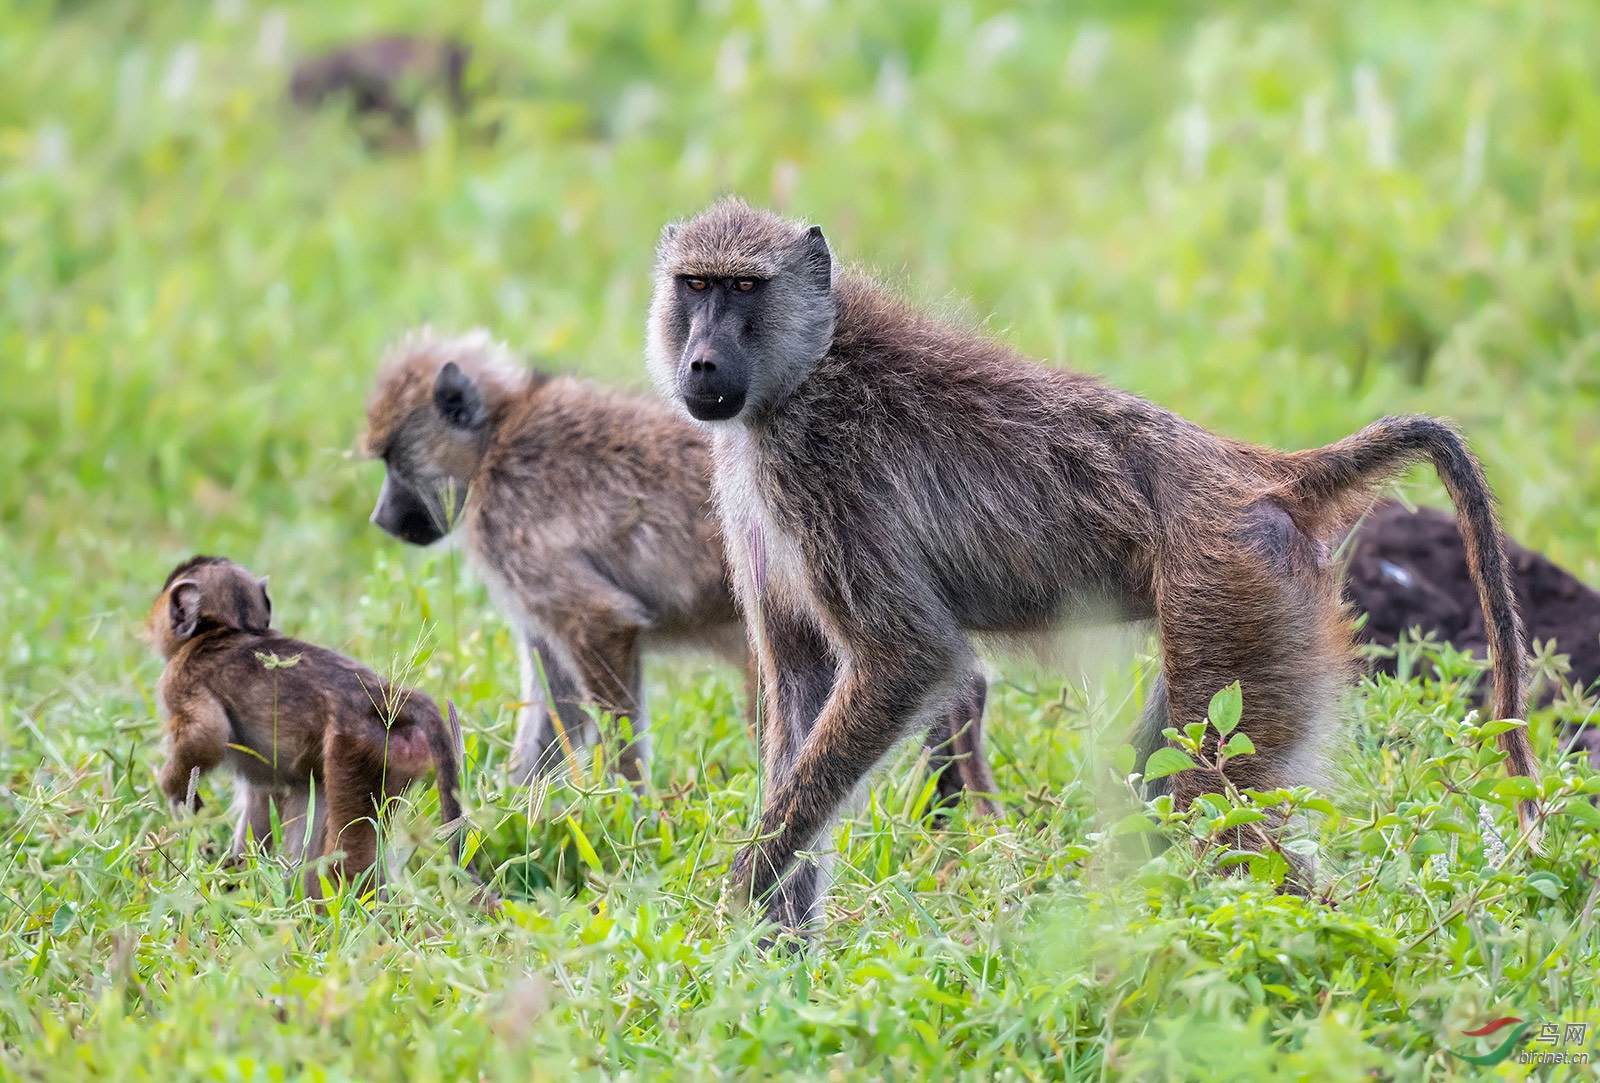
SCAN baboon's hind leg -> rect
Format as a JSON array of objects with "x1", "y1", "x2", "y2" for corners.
[
  {"x1": 1155, "y1": 503, "x2": 1348, "y2": 818},
  {"x1": 311, "y1": 730, "x2": 386, "y2": 898},
  {"x1": 922, "y1": 669, "x2": 1002, "y2": 820},
  {"x1": 568, "y1": 622, "x2": 651, "y2": 790}
]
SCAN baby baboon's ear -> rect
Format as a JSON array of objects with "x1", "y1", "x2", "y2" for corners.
[
  {"x1": 802, "y1": 224, "x2": 831, "y2": 289},
  {"x1": 170, "y1": 580, "x2": 203, "y2": 639},
  {"x1": 257, "y1": 576, "x2": 273, "y2": 629},
  {"x1": 434, "y1": 361, "x2": 487, "y2": 429}
]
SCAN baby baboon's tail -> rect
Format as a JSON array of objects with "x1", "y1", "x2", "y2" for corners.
[
  {"x1": 424, "y1": 698, "x2": 466, "y2": 862},
  {"x1": 1276, "y1": 415, "x2": 1537, "y2": 834}
]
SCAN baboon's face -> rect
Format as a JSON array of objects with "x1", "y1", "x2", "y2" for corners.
[
  {"x1": 149, "y1": 556, "x2": 272, "y2": 657},
  {"x1": 368, "y1": 361, "x2": 485, "y2": 547},
  {"x1": 670, "y1": 275, "x2": 767, "y2": 422},
  {"x1": 648, "y1": 201, "x2": 837, "y2": 425}
]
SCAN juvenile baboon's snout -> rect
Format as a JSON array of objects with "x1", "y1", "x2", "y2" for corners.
[{"x1": 371, "y1": 472, "x2": 447, "y2": 546}]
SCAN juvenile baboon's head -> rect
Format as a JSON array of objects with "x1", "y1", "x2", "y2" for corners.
[
  {"x1": 362, "y1": 328, "x2": 530, "y2": 546},
  {"x1": 647, "y1": 198, "x2": 836, "y2": 425},
  {"x1": 148, "y1": 555, "x2": 273, "y2": 658}
]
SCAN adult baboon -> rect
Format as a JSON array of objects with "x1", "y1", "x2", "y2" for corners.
[
  {"x1": 646, "y1": 198, "x2": 1535, "y2": 931},
  {"x1": 363, "y1": 328, "x2": 1000, "y2": 812}
]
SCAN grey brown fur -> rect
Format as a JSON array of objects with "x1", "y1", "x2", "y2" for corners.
[
  {"x1": 364, "y1": 329, "x2": 742, "y2": 788},
  {"x1": 647, "y1": 198, "x2": 1536, "y2": 932},
  {"x1": 363, "y1": 328, "x2": 1001, "y2": 812},
  {"x1": 148, "y1": 556, "x2": 466, "y2": 897}
]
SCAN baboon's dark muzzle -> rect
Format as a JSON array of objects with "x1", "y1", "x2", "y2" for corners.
[
  {"x1": 680, "y1": 348, "x2": 748, "y2": 421},
  {"x1": 370, "y1": 474, "x2": 447, "y2": 546}
]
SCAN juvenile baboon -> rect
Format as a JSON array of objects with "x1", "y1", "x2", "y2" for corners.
[
  {"x1": 149, "y1": 555, "x2": 466, "y2": 896},
  {"x1": 646, "y1": 198, "x2": 1537, "y2": 931},
  {"x1": 362, "y1": 328, "x2": 1001, "y2": 813}
]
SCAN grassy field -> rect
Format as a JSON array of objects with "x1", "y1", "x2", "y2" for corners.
[{"x1": 4, "y1": 0, "x2": 1600, "y2": 1078}]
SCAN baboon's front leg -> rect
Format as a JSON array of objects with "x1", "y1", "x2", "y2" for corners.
[
  {"x1": 753, "y1": 605, "x2": 837, "y2": 782},
  {"x1": 509, "y1": 632, "x2": 591, "y2": 786},
  {"x1": 159, "y1": 690, "x2": 230, "y2": 813},
  {"x1": 733, "y1": 635, "x2": 964, "y2": 930},
  {"x1": 923, "y1": 669, "x2": 1002, "y2": 820},
  {"x1": 738, "y1": 603, "x2": 838, "y2": 930}
]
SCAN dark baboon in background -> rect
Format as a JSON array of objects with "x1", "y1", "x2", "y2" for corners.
[
  {"x1": 290, "y1": 36, "x2": 472, "y2": 145},
  {"x1": 362, "y1": 328, "x2": 1001, "y2": 812},
  {"x1": 148, "y1": 556, "x2": 466, "y2": 897},
  {"x1": 647, "y1": 198, "x2": 1535, "y2": 932}
]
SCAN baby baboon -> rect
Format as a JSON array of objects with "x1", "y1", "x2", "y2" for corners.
[
  {"x1": 647, "y1": 198, "x2": 1536, "y2": 931},
  {"x1": 362, "y1": 328, "x2": 1000, "y2": 812},
  {"x1": 149, "y1": 555, "x2": 465, "y2": 896}
]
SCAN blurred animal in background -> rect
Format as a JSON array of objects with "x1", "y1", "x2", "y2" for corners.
[
  {"x1": 1344, "y1": 500, "x2": 1600, "y2": 766},
  {"x1": 289, "y1": 36, "x2": 472, "y2": 146},
  {"x1": 647, "y1": 199, "x2": 1536, "y2": 932},
  {"x1": 361, "y1": 328, "x2": 1001, "y2": 815},
  {"x1": 148, "y1": 555, "x2": 470, "y2": 899}
]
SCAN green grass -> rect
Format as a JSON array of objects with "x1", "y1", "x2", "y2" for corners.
[{"x1": 4, "y1": 0, "x2": 1600, "y2": 1078}]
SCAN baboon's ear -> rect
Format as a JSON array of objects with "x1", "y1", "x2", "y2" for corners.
[
  {"x1": 170, "y1": 580, "x2": 202, "y2": 639},
  {"x1": 433, "y1": 361, "x2": 487, "y2": 429},
  {"x1": 258, "y1": 576, "x2": 273, "y2": 626},
  {"x1": 802, "y1": 224, "x2": 831, "y2": 289},
  {"x1": 660, "y1": 222, "x2": 680, "y2": 245}
]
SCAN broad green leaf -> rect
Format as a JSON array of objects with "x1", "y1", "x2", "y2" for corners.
[
  {"x1": 1475, "y1": 718, "x2": 1526, "y2": 738},
  {"x1": 1111, "y1": 743, "x2": 1137, "y2": 776},
  {"x1": 1222, "y1": 732, "x2": 1256, "y2": 758},
  {"x1": 1358, "y1": 832, "x2": 1390, "y2": 856},
  {"x1": 1208, "y1": 682, "x2": 1243, "y2": 735},
  {"x1": 1111, "y1": 812, "x2": 1162, "y2": 836},
  {"x1": 1491, "y1": 776, "x2": 1539, "y2": 803},
  {"x1": 1526, "y1": 871, "x2": 1564, "y2": 899},
  {"x1": 1217, "y1": 808, "x2": 1269, "y2": 830},
  {"x1": 1248, "y1": 851, "x2": 1291, "y2": 885},
  {"x1": 1558, "y1": 800, "x2": 1600, "y2": 829},
  {"x1": 1143, "y1": 747, "x2": 1198, "y2": 782},
  {"x1": 50, "y1": 906, "x2": 73, "y2": 936}
]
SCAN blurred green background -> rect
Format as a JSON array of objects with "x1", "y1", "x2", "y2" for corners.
[{"x1": 3, "y1": 1, "x2": 1599, "y2": 1078}]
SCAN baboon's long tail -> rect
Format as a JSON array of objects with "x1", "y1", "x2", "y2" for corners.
[{"x1": 1276, "y1": 415, "x2": 1537, "y2": 833}]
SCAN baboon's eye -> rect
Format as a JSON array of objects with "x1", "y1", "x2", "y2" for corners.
[
  {"x1": 685, "y1": 277, "x2": 709, "y2": 292},
  {"x1": 733, "y1": 278, "x2": 757, "y2": 292}
]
